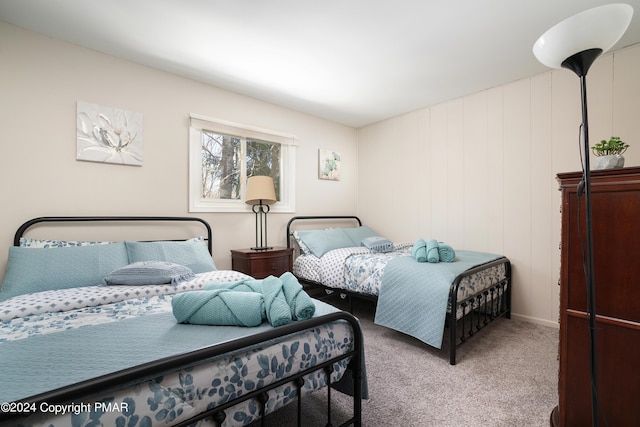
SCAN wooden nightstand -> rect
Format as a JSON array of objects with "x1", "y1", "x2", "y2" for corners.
[{"x1": 230, "y1": 247, "x2": 293, "y2": 279}]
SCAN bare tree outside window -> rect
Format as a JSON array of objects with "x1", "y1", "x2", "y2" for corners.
[
  {"x1": 201, "y1": 131, "x2": 240, "y2": 199},
  {"x1": 247, "y1": 139, "x2": 281, "y2": 201},
  {"x1": 200, "y1": 131, "x2": 281, "y2": 201}
]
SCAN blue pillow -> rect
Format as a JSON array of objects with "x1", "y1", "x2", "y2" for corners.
[
  {"x1": 342, "y1": 225, "x2": 378, "y2": 246},
  {"x1": 125, "y1": 240, "x2": 216, "y2": 274},
  {"x1": 103, "y1": 261, "x2": 195, "y2": 286},
  {"x1": 0, "y1": 242, "x2": 129, "y2": 302},
  {"x1": 296, "y1": 228, "x2": 354, "y2": 258},
  {"x1": 292, "y1": 231, "x2": 311, "y2": 254}
]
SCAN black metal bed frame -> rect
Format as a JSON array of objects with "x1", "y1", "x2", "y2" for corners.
[
  {"x1": 286, "y1": 215, "x2": 512, "y2": 365},
  {"x1": 2, "y1": 216, "x2": 364, "y2": 427},
  {"x1": 13, "y1": 216, "x2": 214, "y2": 254}
]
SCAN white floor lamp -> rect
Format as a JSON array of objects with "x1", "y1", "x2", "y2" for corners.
[{"x1": 533, "y1": 4, "x2": 633, "y2": 426}]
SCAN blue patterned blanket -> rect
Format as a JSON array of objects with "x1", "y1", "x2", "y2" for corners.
[
  {"x1": 1, "y1": 298, "x2": 344, "y2": 403},
  {"x1": 0, "y1": 271, "x2": 365, "y2": 426},
  {"x1": 374, "y1": 250, "x2": 502, "y2": 348}
]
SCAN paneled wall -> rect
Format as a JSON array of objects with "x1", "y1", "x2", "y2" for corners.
[{"x1": 358, "y1": 44, "x2": 640, "y2": 326}]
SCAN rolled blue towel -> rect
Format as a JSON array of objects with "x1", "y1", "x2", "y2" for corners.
[
  {"x1": 261, "y1": 275, "x2": 293, "y2": 327},
  {"x1": 426, "y1": 239, "x2": 440, "y2": 263},
  {"x1": 438, "y1": 243, "x2": 456, "y2": 262},
  {"x1": 205, "y1": 277, "x2": 310, "y2": 324},
  {"x1": 204, "y1": 279, "x2": 262, "y2": 293},
  {"x1": 280, "y1": 272, "x2": 316, "y2": 320},
  {"x1": 412, "y1": 238, "x2": 427, "y2": 262},
  {"x1": 415, "y1": 246, "x2": 427, "y2": 262},
  {"x1": 172, "y1": 290, "x2": 265, "y2": 327}
]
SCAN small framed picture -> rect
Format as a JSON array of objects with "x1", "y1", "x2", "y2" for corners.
[{"x1": 318, "y1": 149, "x2": 341, "y2": 180}]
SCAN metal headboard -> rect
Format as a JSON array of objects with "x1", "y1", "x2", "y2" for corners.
[{"x1": 13, "y1": 216, "x2": 213, "y2": 254}]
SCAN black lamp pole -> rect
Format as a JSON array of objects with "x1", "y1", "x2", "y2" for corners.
[
  {"x1": 251, "y1": 201, "x2": 272, "y2": 250},
  {"x1": 562, "y1": 48, "x2": 601, "y2": 427}
]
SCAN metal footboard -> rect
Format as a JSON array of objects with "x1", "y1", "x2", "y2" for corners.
[
  {"x1": 1, "y1": 312, "x2": 364, "y2": 427},
  {"x1": 176, "y1": 312, "x2": 365, "y2": 427},
  {"x1": 448, "y1": 257, "x2": 512, "y2": 365}
]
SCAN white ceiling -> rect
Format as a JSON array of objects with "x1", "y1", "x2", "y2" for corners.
[{"x1": 1, "y1": 0, "x2": 639, "y2": 128}]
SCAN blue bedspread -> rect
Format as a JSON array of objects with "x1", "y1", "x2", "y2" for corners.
[
  {"x1": 0, "y1": 298, "x2": 342, "y2": 403},
  {"x1": 0, "y1": 271, "x2": 366, "y2": 426},
  {"x1": 374, "y1": 250, "x2": 502, "y2": 348}
]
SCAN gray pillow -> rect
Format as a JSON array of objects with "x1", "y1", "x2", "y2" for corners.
[
  {"x1": 104, "y1": 261, "x2": 195, "y2": 286},
  {"x1": 361, "y1": 236, "x2": 394, "y2": 253}
]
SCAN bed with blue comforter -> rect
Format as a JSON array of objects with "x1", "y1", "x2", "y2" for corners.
[
  {"x1": 0, "y1": 217, "x2": 365, "y2": 427},
  {"x1": 287, "y1": 216, "x2": 511, "y2": 365}
]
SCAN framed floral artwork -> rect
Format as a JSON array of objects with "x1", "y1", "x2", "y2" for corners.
[
  {"x1": 318, "y1": 149, "x2": 341, "y2": 180},
  {"x1": 76, "y1": 101, "x2": 143, "y2": 166}
]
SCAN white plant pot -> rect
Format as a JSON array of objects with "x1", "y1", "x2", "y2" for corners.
[{"x1": 593, "y1": 154, "x2": 625, "y2": 170}]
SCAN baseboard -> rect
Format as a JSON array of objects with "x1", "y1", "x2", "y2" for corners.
[{"x1": 510, "y1": 312, "x2": 559, "y2": 329}]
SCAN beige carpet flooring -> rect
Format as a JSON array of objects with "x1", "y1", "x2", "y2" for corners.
[{"x1": 251, "y1": 296, "x2": 559, "y2": 427}]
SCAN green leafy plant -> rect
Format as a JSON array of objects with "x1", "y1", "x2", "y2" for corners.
[{"x1": 591, "y1": 136, "x2": 629, "y2": 157}]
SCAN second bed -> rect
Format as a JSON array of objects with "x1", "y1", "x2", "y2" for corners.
[{"x1": 287, "y1": 216, "x2": 512, "y2": 365}]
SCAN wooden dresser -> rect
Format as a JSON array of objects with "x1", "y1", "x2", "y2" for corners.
[{"x1": 554, "y1": 166, "x2": 640, "y2": 426}]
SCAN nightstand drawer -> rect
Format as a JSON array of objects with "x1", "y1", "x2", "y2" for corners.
[
  {"x1": 247, "y1": 256, "x2": 290, "y2": 278},
  {"x1": 230, "y1": 247, "x2": 293, "y2": 279}
]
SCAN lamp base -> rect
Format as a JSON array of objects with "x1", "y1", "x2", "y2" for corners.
[{"x1": 251, "y1": 246, "x2": 273, "y2": 251}]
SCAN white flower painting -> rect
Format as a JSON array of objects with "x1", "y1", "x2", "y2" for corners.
[{"x1": 77, "y1": 101, "x2": 143, "y2": 166}]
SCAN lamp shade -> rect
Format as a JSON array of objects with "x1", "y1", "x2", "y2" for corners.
[
  {"x1": 245, "y1": 176, "x2": 277, "y2": 205},
  {"x1": 533, "y1": 3, "x2": 633, "y2": 69}
]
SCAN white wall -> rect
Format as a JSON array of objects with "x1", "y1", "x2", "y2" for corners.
[
  {"x1": 358, "y1": 44, "x2": 640, "y2": 326},
  {"x1": 0, "y1": 22, "x2": 358, "y2": 276}
]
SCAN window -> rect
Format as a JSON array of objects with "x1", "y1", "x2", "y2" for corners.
[{"x1": 189, "y1": 114, "x2": 296, "y2": 212}]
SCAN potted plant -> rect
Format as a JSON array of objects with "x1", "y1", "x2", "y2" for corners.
[{"x1": 591, "y1": 136, "x2": 628, "y2": 170}]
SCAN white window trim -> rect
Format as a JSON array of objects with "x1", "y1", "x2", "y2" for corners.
[{"x1": 188, "y1": 114, "x2": 296, "y2": 213}]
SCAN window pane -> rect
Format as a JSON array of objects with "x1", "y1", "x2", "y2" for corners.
[
  {"x1": 201, "y1": 130, "x2": 241, "y2": 200},
  {"x1": 246, "y1": 138, "x2": 281, "y2": 201},
  {"x1": 189, "y1": 115, "x2": 295, "y2": 213}
]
